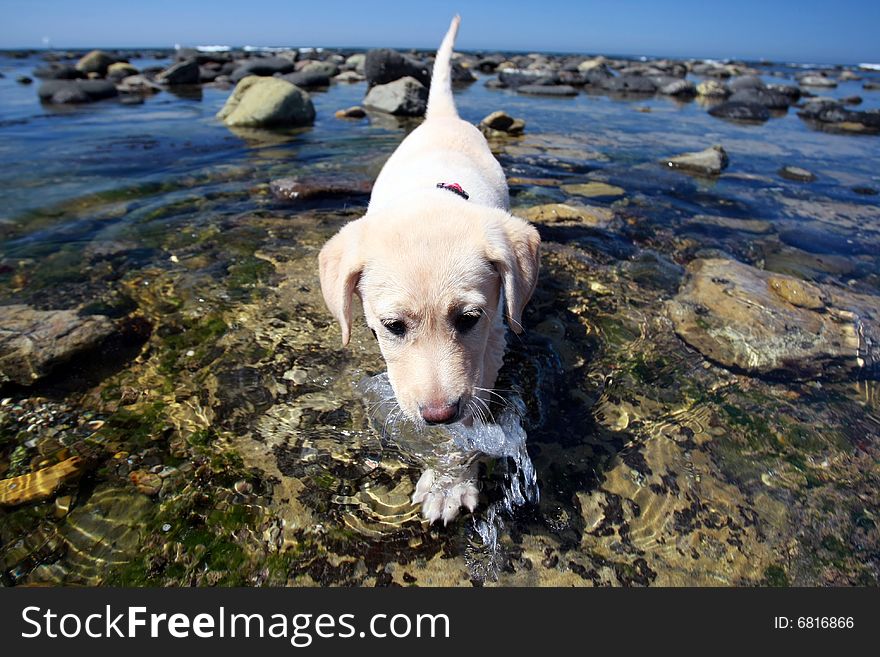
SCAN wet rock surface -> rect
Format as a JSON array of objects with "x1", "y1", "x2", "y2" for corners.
[
  {"x1": 0, "y1": 306, "x2": 116, "y2": 385},
  {"x1": 269, "y1": 176, "x2": 372, "y2": 202},
  {"x1": 668, "y1": 258, "x2": 879, "y2": 380},
  {"x1": 796, "y1": 100, "x2": 880, "y2": 134},
  {"x1": 363, "y1": 76, "x2": 428, "y2": 116}
]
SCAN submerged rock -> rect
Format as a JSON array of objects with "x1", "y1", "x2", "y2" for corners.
[
  {"x1": 799, "y1": 74, "x2": 837, "y2": 88},
  {"x1": 517, "y1": 84, "x2": 578, "y2": 96},
  {"x1": 667, "y1": 258, "x2": 880, "y2": 380},
  {"x1": 561, "y1": 181, "x2": 625, "y2": 198},
  {"x1": 684, "y1": 214, "x2": 773, "y2": 234},
  {"x1": 778, "y1": 227, "x2": 873, "y2": 256},
  {"x1": 778, "y1": 166, "x2": 816, "y2": 182},
  {"x1": 517, "y1": 203, "x2": 613, "y2": 227},
  {"x1": 269, "y1": 176, "x2": 372, "y2": 202},
  {"x1": 59, "y1": 487, "x2": 153, "y2": 584},
  {"x1": 663, "y1": 145, "x2": 729, "y2": 176},
  {"x1": 0, "y1": 305, "x2": 116, "y2": 385},
  {"x1": 0, "y1": 457, "x2": 84, "y2": 507},
  {"x1": 217, "y1": 76, "x2": 315, "y2": 127},
  {"x1": 363, "y1": 76, "x2": 428, "y2": 116}
]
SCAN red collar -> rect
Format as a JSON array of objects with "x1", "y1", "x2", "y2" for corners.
[{"x1": 436, "y1": 182, "x2": 469, "y2": 200}]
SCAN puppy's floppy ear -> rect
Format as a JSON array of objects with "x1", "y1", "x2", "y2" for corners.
[
  {"x1": 485, "y1": 212, "x2": 541, "y2": 334},
  {"x1": 318, "y1": 219, "x2": 364, "y2": 346}
]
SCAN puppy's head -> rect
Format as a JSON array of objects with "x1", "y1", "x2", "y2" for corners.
[{"x1": 318, "y1": 192, "x2": 539, "y2": 425}]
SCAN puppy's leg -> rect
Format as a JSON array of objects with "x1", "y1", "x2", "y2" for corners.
[{"x1": 411, "y1": 462, "x2": 480, "y2": 525}]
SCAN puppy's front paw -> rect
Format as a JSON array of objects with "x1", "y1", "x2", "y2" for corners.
[{"x1": 411, "y1": 469, "x2": 478, "y2": 525}]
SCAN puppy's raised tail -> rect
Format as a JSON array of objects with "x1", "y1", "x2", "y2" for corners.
[{"x1": 426, "y1": 15, "x2": 461, "y2": 121}]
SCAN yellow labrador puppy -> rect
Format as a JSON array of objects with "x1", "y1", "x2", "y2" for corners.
[{"x1": 319, "y1": 16, "x2": 540, "y2": 523}]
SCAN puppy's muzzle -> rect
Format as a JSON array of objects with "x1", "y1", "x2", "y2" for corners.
[{"x1": 420, "y1": 398, "x2": 461, "y2": 425}]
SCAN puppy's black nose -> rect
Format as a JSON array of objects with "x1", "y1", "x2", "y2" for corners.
[{"x1": 420, "y1": 399, "x2": 460, "y2": 425}]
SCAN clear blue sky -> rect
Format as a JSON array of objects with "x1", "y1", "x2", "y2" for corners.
[{"x1": 0, "y1": 0, "x2": 877, "y2": 63}]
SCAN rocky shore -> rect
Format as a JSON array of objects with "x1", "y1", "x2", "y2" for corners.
[
  {"x1": 11, "y1": 45, "x2": 879, "y2": 133},
  {"x1": 1, "y1": 41, "x2": 879, "y2": 588}
]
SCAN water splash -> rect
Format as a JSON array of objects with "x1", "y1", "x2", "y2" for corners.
[{"x1": 358, "y1": 372, "x2": 539, "y2": 580}]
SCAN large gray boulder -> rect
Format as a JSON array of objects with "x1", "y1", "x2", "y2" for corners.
[
  {"x1": 216, "y1": 75, "x2": 315, "y2": 127},
  {"x1": 667, "y1": 258, "x2": 880, "y2": 380},
  {"x1": 363, "y1": 76, "x2": 428, "y2": 116},
  {"x1": 155, "y1": 59, "x2": 200, "y2": 85},
  {"x1": 364, "y1": 49, "x2": 430, "y2": 88},
  {"x1": 0, "y1": 305, "x2": 116, "y2": 385}
]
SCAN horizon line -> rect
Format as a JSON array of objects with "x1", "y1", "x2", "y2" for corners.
[{"x1": 0, "y1": 44, "x2": 874, "y2": 68}]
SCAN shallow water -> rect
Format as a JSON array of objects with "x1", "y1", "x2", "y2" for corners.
[
  {"x1": 1, "y1": 52, "x2": 879, "y2": 586},
  {"x1": 360, "y1": 372, "x2": 538, "y2": 579}
]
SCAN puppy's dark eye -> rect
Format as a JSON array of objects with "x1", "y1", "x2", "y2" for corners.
[
  {"x1": 382, "y1": 320, "x2": 407, "y2": 337},
  {"x1": 455, "y1": 310, "x2": 482, "y2": 333}
]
